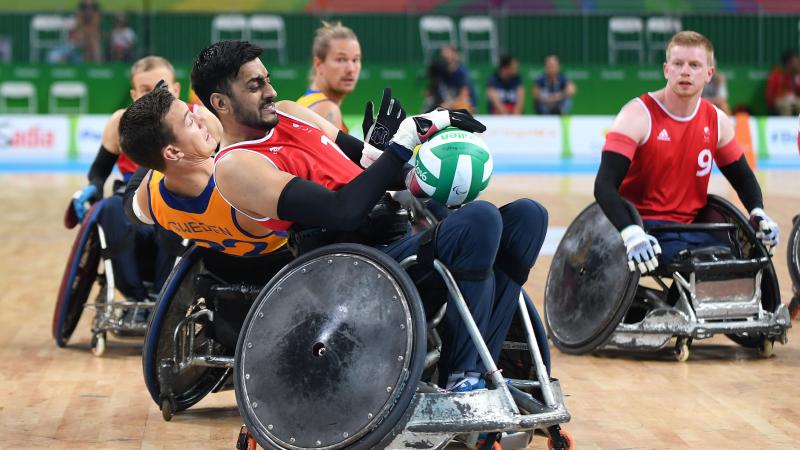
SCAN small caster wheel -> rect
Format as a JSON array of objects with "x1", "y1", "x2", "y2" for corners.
[
  {"x1": 91, "y1": 332, "x2": 106, "y2": 357},
  {"x1": 236, "y1": 425, "x2": 258, "y2": 450},
  {"x1": 547, "y1": 429, "x2": 573, "y2": 450},
  {"x1": 475, "y1": 433, "x2": 501, "y2": 450},
  {"x1": 161, "y1": 397, "x2": 175, "y2": 422},
  {"x1": 758, "y1": 337, "x2": 774, "y2": 358},
  {"x1": 675, "y1": 338, "x2": 689, "y2": 362},
  {"x1": 789, "y1": 295, "x2": 800, "y2": 320}
]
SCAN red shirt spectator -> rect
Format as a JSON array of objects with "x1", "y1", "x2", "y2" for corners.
[{"x1": 766, "y1": 50, "x2": 800, "y2": 115}]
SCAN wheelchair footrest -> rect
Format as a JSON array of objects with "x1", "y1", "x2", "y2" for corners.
[{"x1": 608, "y1": 305, "x2": 791, "y2": 349}]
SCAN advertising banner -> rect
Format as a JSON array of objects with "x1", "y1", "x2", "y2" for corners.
[
  {"x1": 75, "y1": 115, "x2": 110, "y2": 161},
  {"x1": 762, "y1": 116, "x2": 798, "y2": 160},
  {"x1": 0, "y1": 116, "x2": 70, "y2": 161},
  {"x1": 568, "y1": 116, "x2": 614, "y2": 160},
  {"x1": 476, "y1": 116, "x2": 562, "y2": 166}
]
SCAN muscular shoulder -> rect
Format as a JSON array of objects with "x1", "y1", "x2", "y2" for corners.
[
  {"x1": 308, "y1": 100, "x2": 343, "y2": 129},
  {"x1": 609, "y1": 99, "x2": 650, "y2": 144},
  {"x1": 102, "y1": 108, "x2": 127, "y2": 154},
  {"x1": 714, "y1": 105, "x2": 735, "y2": 147}
]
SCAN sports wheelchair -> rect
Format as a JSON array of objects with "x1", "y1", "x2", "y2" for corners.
[
  {"x1": 544, "y1": 195, "x2": 791, "y2": 361},
  {"x1": 53, "y1": 198, "x2": 182, "y2": 356},
  {"x1": 786, "y1": 215, "x2": 800, "y2": 320},
  {"x1": 143, "y1": 242, "x2": 572, "y2": 449}
]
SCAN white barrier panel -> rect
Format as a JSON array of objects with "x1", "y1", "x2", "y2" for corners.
[
  {"x1": 763, "y1": 116, "x2": 798, "y2": 160},
  {"x1": 76, "y1": 115, "x2": 110, "y2": 161},
  {"x1": 568, "y1": 116, "x2": 613, "y2": 160},
  {"x1": 1, "y1": 114, "x2": 798, "y2": 170},
  {"x1": 0, "y1": 116, "x2": 70, "y2": 161},
  {"x1": 476, "y1": 116, "x2": 562, "y2": 161}
]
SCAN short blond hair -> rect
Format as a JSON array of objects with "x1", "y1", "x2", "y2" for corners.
[
  {"x1": 666, "y1": 31, "x2": 714, "y2": 65},
  {"x1": 312, "y1": 21, "x2": 358, "y2": 61},
  {"x1": 130, "y1": 56, "x2": 175, "y2": 80}
]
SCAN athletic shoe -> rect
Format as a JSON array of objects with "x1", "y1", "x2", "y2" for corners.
[{"x1": 448, "y1": 377, "x2": 486, "y2": 393}]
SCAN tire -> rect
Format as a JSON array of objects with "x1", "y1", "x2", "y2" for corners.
[
  {"x1": 53, "y1": 202, "x2": 103, "y2": 347},
  {"x1": 142, "y1": 247, "x2": 228, "y2": 411},
  {"x1": 235, "y1": 244, "x2": 426, "y2": 450}
]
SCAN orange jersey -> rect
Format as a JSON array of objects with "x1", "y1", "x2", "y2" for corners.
[{"x1": 145, "y1": 170, "x2": 287, "y2": 256}]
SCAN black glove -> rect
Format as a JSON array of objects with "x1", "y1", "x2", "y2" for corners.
[{"x1": 363, "y1": 88, "x2": 406, "y2": 150}]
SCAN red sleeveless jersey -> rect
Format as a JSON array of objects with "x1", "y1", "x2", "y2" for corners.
[
  {"x1": 117, "y1": 152, "x2": 137, "y2": 176},
  {"x1": 214, "y1": 111, "x2": 362, "y2": 232},
  {"x1": 612, "y1": 94, "x2": 723, "y2": 224}
]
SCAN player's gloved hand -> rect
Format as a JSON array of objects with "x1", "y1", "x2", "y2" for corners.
[
  {"x1": 388, "y1": 108, "x2": 486, "y2": 161},
  {"x1": 362, "y1": 88, "x2": 406, "y2": 150},
  {"x1": 360, "y1": 88, "x2": 406, "y2": 168},
  {"x1": 72, "y1": 184, "x2": 100, "y2": 221},
  {"x1": 749, "y1": 207, "x2": 779, "y2": 252},
  {"x1": 620, "y1": 224, "x2": 662, "y2": 274}
]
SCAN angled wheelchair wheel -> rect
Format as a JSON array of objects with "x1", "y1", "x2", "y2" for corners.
[
  {"x1": 499, "y1": 291, "x2": 551, "y2": 378},
  {"x1": 698, "y1": 196, "x2": 783, "y2": 348},
  {"x1": 544, "y1": 203, "x2": 640, "y2": 354},
  {"x1": 53, "y1": 201, "x2": 104, "y2": 347},
  {"x1": 235, "y1": 244, "x2": 426, "y2": 450},
  {"x1": 142, "y1": 247, "x2": 228, "y2": 412},
  {"x1": 787, "y1": 215, "x2": 800, "y2": 319}
]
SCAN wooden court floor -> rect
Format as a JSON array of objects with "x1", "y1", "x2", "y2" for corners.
[{"x1": 1, "y1": 172, "x2": 799, "y2": 450}]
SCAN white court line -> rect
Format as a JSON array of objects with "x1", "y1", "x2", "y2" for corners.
[{"x1": 541, "y1": 227, "x2": 566, "y2": 256}]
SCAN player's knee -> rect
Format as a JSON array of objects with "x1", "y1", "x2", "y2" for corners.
[
  {"x1": 436, "y1": 201, "x2": 502, "y2": 269},
  {"x1": 502, "y1": 198, "x2": 549, "y2": 240},
  {"x1": 457, "y1": 200, "x2": 503, "y2": 244}
]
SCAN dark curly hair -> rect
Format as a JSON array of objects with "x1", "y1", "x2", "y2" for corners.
[
  {"x1": 191, "y1": 41, "x2": 263, "y2": 116},
  {"x1": 118, "y1": 85, "x2": 175, "y2": 172}
]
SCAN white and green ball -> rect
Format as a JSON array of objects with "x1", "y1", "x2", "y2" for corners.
[{"x1": 408, "y1": 127, "x2": 493, "y2": 206}]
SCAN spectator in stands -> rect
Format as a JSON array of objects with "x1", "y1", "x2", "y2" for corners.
[
  {"x1": 766, "y1": 49, "x2": 800, "y2": 116},
  {"x1": 108, "y1": 13, "x2": 136, "y2": 62},
  {"x1": 702, "y1": 70, "x2": 730, "y2": 115},
  {"x1": 533, "y1": 54, "x2": 576, "y2": 115},
  {"x1": 75, "y1": 0, "x2": 102, "y2": 62},
  {"x1": 423, "y1": 46, "x2": 476, "y2": 112},
  {"x1": 47, "y1": 22, "x2": 81, "y2": 64},
  {"x1": 486, "y1": 54, "x2": 524, "y2": 115}
]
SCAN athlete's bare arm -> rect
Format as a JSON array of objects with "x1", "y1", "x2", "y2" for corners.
[
  {"x1": 305, "y1": 100, "x2": 344, "y2": 131},
  {"x1": 593, "y1": 100, "x2": 650, "y2": 231},
  {"x1": 277, "y1": 100, "x2": 340, "y2": 140},
  {"x1": 214, "y1": 150, "x2": 295, "y2": 220},
  {"x1": 716, "y1": 108, "x2": 735, "y2": 147},
  {"x1": 102, "y1": 109, "x2": 126, "y2": 155},
  {"x1": 607, "y1": 100, "x2": 649, "y2": 143}
]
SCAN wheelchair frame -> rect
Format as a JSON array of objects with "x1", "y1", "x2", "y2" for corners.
[
  {"x1": 146, "y1": 242, "x2": 571, "y2": 449},
  {"x1": 545, "y1": 195, "x2": 791, "y2": 361},
  {"x1": 53, "y1": 199, "x2": 157, "y2": 356}
]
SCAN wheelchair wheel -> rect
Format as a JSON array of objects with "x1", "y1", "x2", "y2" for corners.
[
  {"x1": 544, "y1": 203, "x2": 640, "y2": 354},
  {"x1": 700, "y1": 196, "x2": 783, "y2": 348},
  {"x1": 142, "y1": 247, "x2": 228, "y2": 412},
  {"x1": 235, "y1": 244, "x2": 426, "y2": 450},
  {"x1": 786, "y1": 215, "x2": 800, "y2": 319},
  {"x1": 53, "y1": 202, "x2": 103, "y2": 347},
  {"x1": 499, "y1": 292, "x2": 551, "y2": 379}
]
